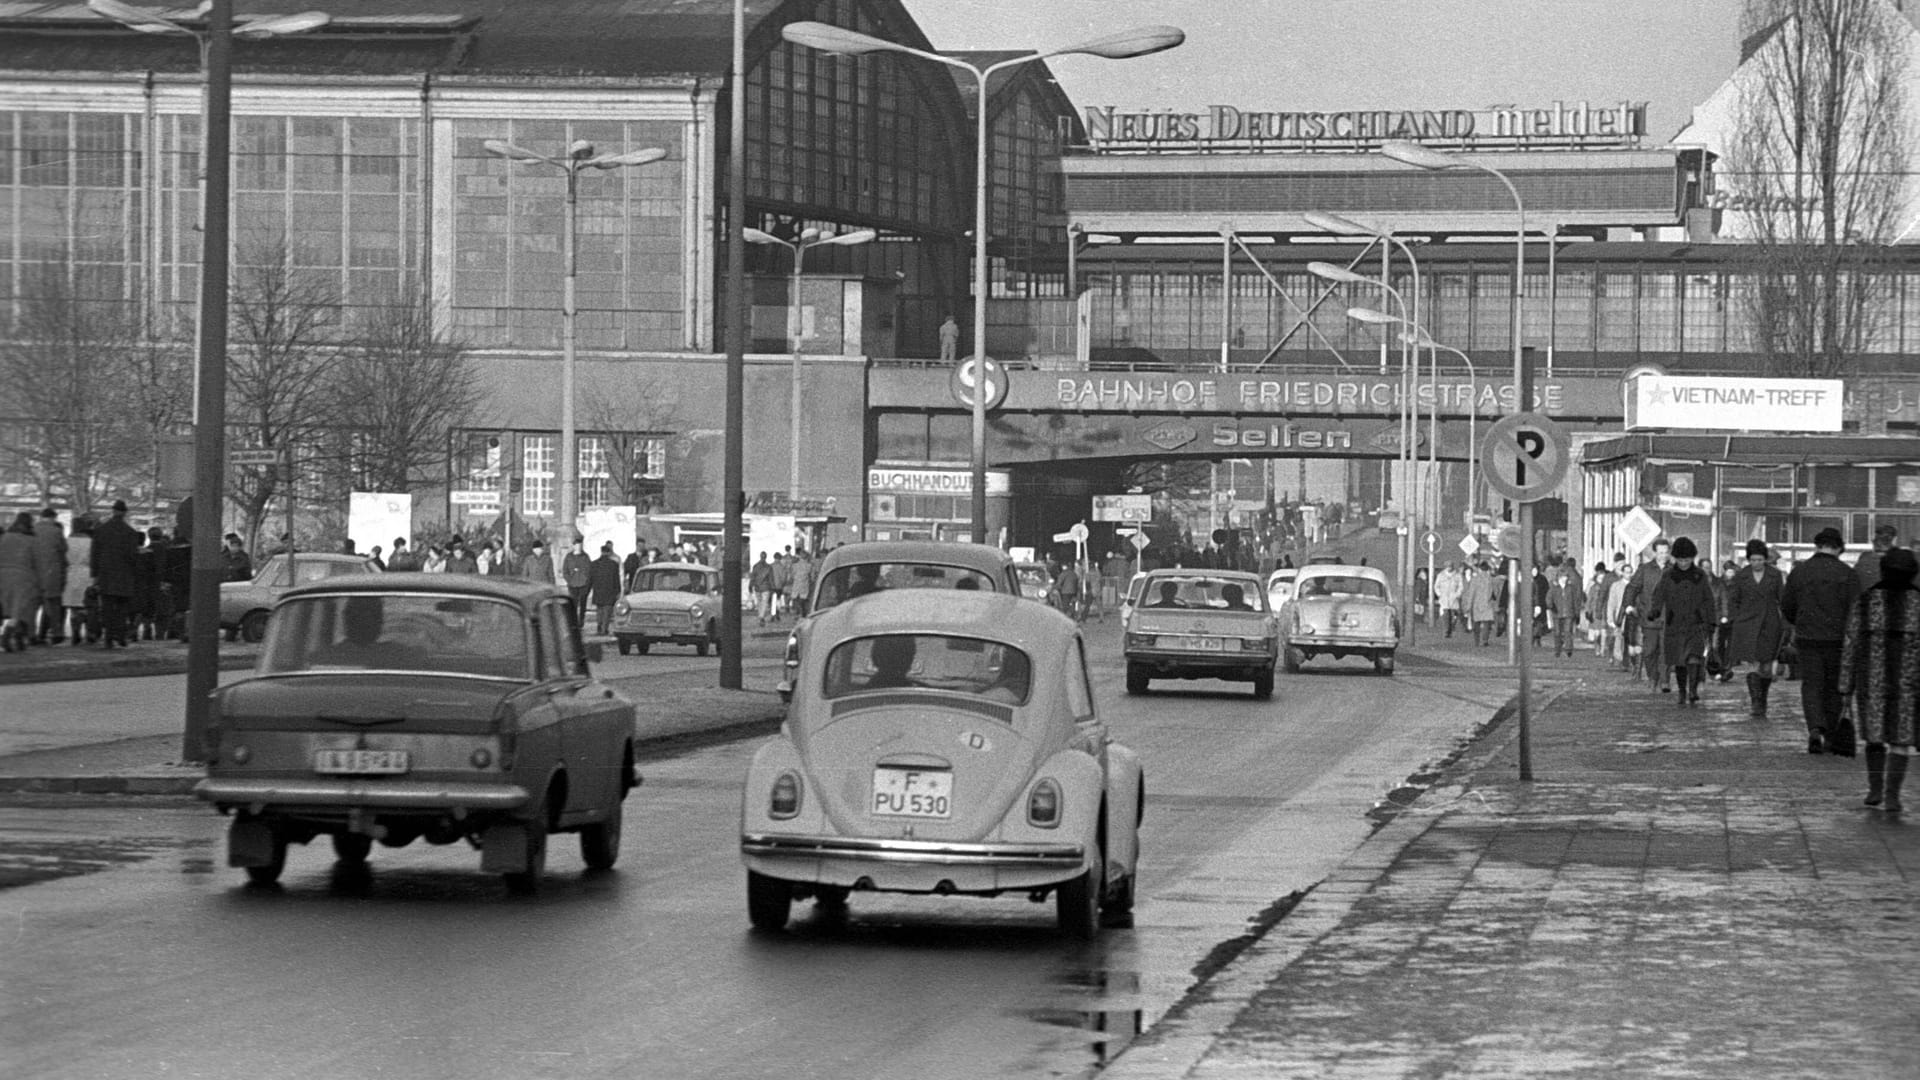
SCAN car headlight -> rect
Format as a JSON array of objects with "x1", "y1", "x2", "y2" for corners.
[
  {"x1": 1027, "y1": 778, "x2": 1062, "y2": 828},
  {"x1": 615, "y1": 600, "x2": 630, "y2": 616},
  {"x1": 770, "y1": 771, "x2": 803, "y2": 819}
]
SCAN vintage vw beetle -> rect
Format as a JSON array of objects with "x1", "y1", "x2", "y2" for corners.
[
  {"x1": 611, "y1": 561, "x2": 722, "y2": 655},
  {"x1": 743, "y1": 589, "x2": 1142, "y2": 938},
  {"x1": 1122, "y1": 569, "x2": 1279, "y2": 698},
  {"x1": 194, "y1": 574, "x2": 639, "y2": 893},
  {"x1": 1279, "y1": 563, "x2": 1400, "y2": 675}
]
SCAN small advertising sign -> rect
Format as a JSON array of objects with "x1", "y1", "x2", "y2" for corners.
[
  {"x1": 1655, "y1": 493, "x2": 1714, "y2": 517},
  {"x1": 349, "y1": 493, "x2": 411, "y2": 558},
  {"x1": 1092, "y1": 494, "x2": 1152, "y2": 522}
]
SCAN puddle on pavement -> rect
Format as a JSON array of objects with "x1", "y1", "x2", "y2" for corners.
[
  {"x1": 1013, "y1": 967, "x2": 1148, "y2": 1073},
  {"x1": 0, "y1": 835, "x2": 211, "y2": 890}
]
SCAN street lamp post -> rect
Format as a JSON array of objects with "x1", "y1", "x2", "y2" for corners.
[
  {"x1": 782, "y1": 20, "x2": 1183, "y2": 544},
  {"x1": 1380, "y1": 138, "x2": 1534, "y2": 780},
  {"x1": 743, "y1": 226, "x2": 876, "y2": 500},
  {"x1": 484, "y1": 139, "x2": 666, "y2": 547},
  {"x1": 88, "y1": 0, "x2": 329, "y2": 764},
  {"x1": 1309, "y1": 261, "x2": 1417, "y2": 643}
]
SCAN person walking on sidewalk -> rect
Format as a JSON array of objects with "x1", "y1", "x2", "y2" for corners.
[
  {"x1": 750, "y1": 552, "x2": 774, "y2": 626},
  {"x1": 561, "y1": 538, "x2": 592, "y2": 626},
  {"x1": 587, "y1": 542, "x2": 623, "y2": 635},
  {"x1": 1549, "y1": 563, "x2": 1585, "y2": 657},
  {"x1": 0, "y1": 512, "x2": 42, "y2": 653},
  {"x1": 1434, "y1": 561, "x2": 1464, "y2": 638},
  {"x1": 32, "y1": 508, "x2": 67, "y2": 644},
  {"x1": 1782, "y1": 526, "x2": 1862, "y2": 756},
  {"x1": 1651, "y1": 537, "x2": 1717, "y2": 708},
  {"x1": 1841, "y1": 546, "x2": 1918, "y2": 813},
  {"x1": 1463, "y1": 561, "x2": 1498, "y2": 646},
  {"x1": 1724, "y1": 538, "x2": 1787, "y2": 719},
  {"x1": 1586, "y1": 561, "x2": 1616, "y2": 661},
  {"x1": 89, "y1": 500, "x2": 140, "y2": 649},
  {"x1": 1621, "y1": 539, "x2": 1673, "y2": 692}
]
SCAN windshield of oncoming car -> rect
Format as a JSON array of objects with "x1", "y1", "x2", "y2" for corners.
[
  {"x1": 258, "y1": 593, "x2": 532, "y2": 679},
  {"x1": 1136, "y1": 575, "x2": 1269, "y2": 613},
  {"x1": 812, "y1": 562, "x2": 998, "y2": 613},
  {"x1": 1295, "y1": 575, "x2": 1389, "y2": 601},
  {"x1": 1015, "y1": 565, "x2": 1051, "y2": 590},
  {"x1": 629, "y1": 567, "x2": 714, "y2": 595},
  {"x1": 821, "y1": 634, "x2": 1032, "y2": 705}
]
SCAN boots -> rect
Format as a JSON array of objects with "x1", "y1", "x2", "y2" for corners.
[
  {"x1": 1745, "y1": 673, "x2": 1765, "y2": 718},
  {"x1": 1865, "y1": 744, "x2": 1887, "y2": 808},
  {"x1": 1686, "y1": 662, "x2": 1704, "y2": 706},
  {"x1": 1756, "y1": 675, "x2": 1771, "y2": 717},
  {"x1": 1674, "y1": 667, "x2": 1691, "y2": 707},
  {"x1": 1885, "y1": 752, "x2": 1909, "y2": 814}
]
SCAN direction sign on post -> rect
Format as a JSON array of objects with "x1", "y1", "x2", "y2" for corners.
[
  {"x1": 1130, "y1": 531, "x2": 1151, "y2": 552},
  {"x1": 229, "y1": 448, "x2": 283, "y2": 467},
  {"x1": 1422, "y1": 529, "x2": 1440, "y2": 555},
  {"x1": 1481, "y1": 412, "x2": 1570, "y2": 504},
  {"x1": 1457, "y1": 534, "x2": 1480, "y2": 559},
  {"x1": 949, "y1": 356, "x2": 1008, "y2": 411},
  {"x1": 1617, "y1": 506, "x2": 1662, "y2": 555}
]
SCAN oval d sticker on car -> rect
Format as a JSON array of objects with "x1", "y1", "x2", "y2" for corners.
[{"x1": 960, "y1": 730, "x2": 992, "y2": 752}]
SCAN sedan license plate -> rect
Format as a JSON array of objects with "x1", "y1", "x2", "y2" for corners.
[
  {"x1": 872, "y1": 767, "x2": 952, "y2": 819},
  {"x1": 1160, "y1": 634, "x2": 1225, "y2": 650},
  {"x1": 313, "y1": 749, "x2": 410, "y2": 775}
]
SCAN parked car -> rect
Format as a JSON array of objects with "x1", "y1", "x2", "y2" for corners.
[
  {"x1": 1279, "y1": 563, "x2": 1400, "y2": 675},
  {"x1": 219, "y1": 552, "x2": 379, "y2": 643},
  {"x1": 194, "y1": 573, "x2": 639, "y2": 893},
  {"x1": 1013, "y1": 561, "x2": 1054, "y2": 604},
  {"x1": 1122, "y1": 569, "x2": 1279, "y2": 698},
  {"x1": 742, "y1": 588, "x2": 1142, "y2": 938},
  {"x1": 611, "y1": 561, "x2": 722, "y2": 655},
  {"x1": 1266, "y1": 567, "x2": 1298, "y2": 611},
  {"x1": 780, "y1": 541, "x2": 1023, "y2": 698}
]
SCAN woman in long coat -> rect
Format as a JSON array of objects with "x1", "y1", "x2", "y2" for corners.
[
  {"x1": 1462, "y1": 562, "x2": 1499, "y2": 646},
  {"x1": 1724, "y1": 538, "x2": 1786, "y2": 718},
  {"x1": 1653, "y1": 536, "x2": 1719, "y2": 707},
  {"x1": 1839, "y1": 547, "x2": 1919, "y2": 813},
  {"x1": 0, "y1": 512, "x2": 43, "y2": 651}
]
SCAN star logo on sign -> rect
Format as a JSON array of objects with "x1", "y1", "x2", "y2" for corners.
[{"x1": 1644, "y1": 383, "x2": 1673, "y2": 407}]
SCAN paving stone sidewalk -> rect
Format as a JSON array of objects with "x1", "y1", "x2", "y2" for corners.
[{"x1": 1109, "y1": 653, "x2": 1920, "y2": 1080}]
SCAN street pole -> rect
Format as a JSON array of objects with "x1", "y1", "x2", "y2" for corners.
[
  {"x1": 789, "y1": 245, "x2": 805, "y2": 500},
  {"x1": 182, "y1": 0, "x2": 232, "y2": 763},
  {"x1": 968, "y1": 67, "x2": 989, "y2": 544},
  {"x1": 560, "y1": 163, "x2": 579, "y2": 544},
  {"x1": 719, "y1": 0, "x2": 746, "y2": 688}
]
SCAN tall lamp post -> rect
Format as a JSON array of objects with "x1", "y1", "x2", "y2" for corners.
[
  {"x1": 1308, "y1": 260, "x2": 1417, "y2": 643},
  {"x1": 89, "y1": 0, "x2": 330, "y2": 763},
  {"x1": 484, "y1": 139, "x2": 666, "y2": 547},
  {"x1": 781, "y1": 20, "x2": 1184, "y2": 544},
  {"x1": 743, "y1": 226, "x2": 876, "y2": 500},
  {"x1": 1380, "y1": 138, "x2": 1533, "y2": 779}
]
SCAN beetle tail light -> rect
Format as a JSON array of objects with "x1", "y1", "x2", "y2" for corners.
[
  {"x1": 1028, "y1": 778, "x2": 1062, "y2": 828},
  {"x1": 770, "y1": 771, "x2": 803, "y2": 819}
]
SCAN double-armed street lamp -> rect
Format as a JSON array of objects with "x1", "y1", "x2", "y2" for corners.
[
  {"x1": 485, "y1": 139, "x2": 667, "y2": 549},
  {"x1": 781, "y1": 20, "x2": 1184, "y2": 544},
  {"x1": 743, "y1": 226, "x2": 876, "y2": 501},
  {"x1": 88, "y1": 0, "x2": 330, "y2": 762}
]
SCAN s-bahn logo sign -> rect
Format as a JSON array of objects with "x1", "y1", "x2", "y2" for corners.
[{"x1": 1083, "y1": 99, "x2": 1648, "y2": 151}]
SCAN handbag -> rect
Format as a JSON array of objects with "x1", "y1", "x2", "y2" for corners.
[{"x1": 1829, "y1": 701, "x2": 1858, "y2": 758}]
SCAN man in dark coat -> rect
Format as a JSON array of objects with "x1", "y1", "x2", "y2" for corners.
[
  {"x1": 587, "y1": 542, "x2": 623, "y2": 635},
  {"x1": 1724, "y1": 538, "x2": 1786, "y2": 718},
  {"x1": 1782, "y1": 526, "x2": 1862, "y2": 755},
  {"x1": 1619, "y1": 539, "x2": 1673, "y2": 692},
  {"x1": 89, "y1": 500, "x2": 141, "y2": 648},
  {"x1": 32, "y1": 508, "x2": 68, "y2": 644},
  {"x1": 1853, "y1": 523, "x2": 1897, "y2": 592},
  {"x1": 1653, "y1": 537, "x2": 1719, "y2": 707}
]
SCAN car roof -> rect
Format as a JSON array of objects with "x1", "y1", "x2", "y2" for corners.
[
  {"x1": 1267, "y1": 568, "x2": 1298, "y2": 583},
  {"x1": 817, "y1": 541, "x2": 1014, "y2": 575},
  {"x1": 809, "y1": 587, "x2": 1072, "y2": 646},
  {"x1": 261, "y1": 552, "x2": 367, "y2": 564},
  {"x1": 281, "y1": 571, "x2": 563, "y2": 604},
  {"x1": 633, "y1": 561, "x2": 713, "y2": 573},
  {"x1": 1297, "y1": 564, "x2": 1391, "y2": 584},
  {"x1": 1141, "y1": 568, "x2": 1265, "y2": 585}
]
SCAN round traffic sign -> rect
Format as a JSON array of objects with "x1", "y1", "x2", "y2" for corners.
[
  {"x1": 1069, "y1": 522, "x2": 1089, "y2": 543},
  {"x1": 1481, "y1": 412, "x2": 1570, "y2": 503},
  {"x1": 1422, "y1": 529, "x2": 1440, "y2": 555},
  {"x1": 949, "y1": 356, "x2": 1008, "y2": 411}
]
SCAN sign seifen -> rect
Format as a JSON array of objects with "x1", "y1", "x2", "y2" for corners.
[{"x1": 1627, "y1": 375, "x2": 1843, "y2": 433}]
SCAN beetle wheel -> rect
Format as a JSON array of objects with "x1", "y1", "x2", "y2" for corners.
[
  {"x1": 1375, "y1": 652, "x2": 1396, "y2": 676},
  {"x1": 1101, "y1": 867, "x2": 1136, "y2": 928},
  {"x1": 580, "y1": 799, "x2": 623, "y2": 871},
  {"x1": 748, "y1": 870, "x2": 792, "y2": 931},
  {"x1": 331, "y1": 833, "x2": 372, "y2": 865},
  {"x1": 240, "y1": 610, "x2": 269, "y2": 644},
  {"x1": 1057, "y1": 850, "x2": 1103, "y2": 940}
]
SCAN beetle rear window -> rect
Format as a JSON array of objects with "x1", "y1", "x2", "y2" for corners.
[
  {"x1": 821, "y1": 634, "x2": 1032, "y2": 706},
  {"x1": 813, "y1": 563, "x2": 999, "y2": 613},
  {"x1": 259, "y1": 593, "x2": 532, "y2": 680}
]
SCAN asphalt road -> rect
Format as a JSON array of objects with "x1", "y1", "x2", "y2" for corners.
[{"x1": 0, "y1": 623, "x2": 1510, "y2": 1080}]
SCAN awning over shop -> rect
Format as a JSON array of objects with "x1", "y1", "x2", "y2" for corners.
[{"x1": 1581, "y1": 434, "x2": 1920, "y2": 469}]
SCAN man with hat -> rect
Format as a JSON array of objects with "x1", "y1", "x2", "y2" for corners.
[
  {"x1": 1723, "y1": 538, "x2": 1787, "y2": 718},
  {"x1": 1620, "y1": 538, "x2": 1674, "y2": 692},
  {"x1": 1782, "y1": 526, "x2": 1862, "y2": 755},
  {"x1": 1854, "y1": 523, "x2": 1898, "y2": 591},
  {"x1": 1651, "y1": 537, "x2": 1717, "y2": 707},
  {"x1": 89, "y1": 500, "x2": 140, "y2": 648},
  {"x1": 587, "y1": 541, "x2": 623, "y2": 635}
]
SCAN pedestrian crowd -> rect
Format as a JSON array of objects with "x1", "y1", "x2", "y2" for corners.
[
  {"x1": 1425, "y1": 522, "x2": 1915, "y2": 815},
  {"x1": 0, "y1": 501, "x2": 190, "y2": 651}
]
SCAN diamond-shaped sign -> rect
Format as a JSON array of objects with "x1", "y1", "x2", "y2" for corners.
[
  {"x1": 1617, "y1": 506, "x2": 1662, "y2": 556},
  {"x1": 1457, "y1": 535, "x2": 1480, "y2": 558}
]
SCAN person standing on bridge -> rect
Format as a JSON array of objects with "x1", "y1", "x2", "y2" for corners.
[{"x1": 938, "y1": 314, "x2": 959, "y2": 363}]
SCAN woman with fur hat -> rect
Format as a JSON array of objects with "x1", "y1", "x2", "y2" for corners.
[
  {"x1": 1723, "y1": 538, "x2": 1787, "y2": 718},
  {"x1": 1839, "y1": 547, "x2": 1920, "y2": 812},
  {"x1": 1651, "y1": 536, "x2": 1719, "y2": 707}
]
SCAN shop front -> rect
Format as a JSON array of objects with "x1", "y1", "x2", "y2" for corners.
[{"x1": 864, "y1": 465, "x2": 1011, "y2": 543}]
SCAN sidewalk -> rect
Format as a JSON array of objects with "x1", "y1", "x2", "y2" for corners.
[{"x1": 1109, "y1": 634, "x2": 1920, "y2": 1080}]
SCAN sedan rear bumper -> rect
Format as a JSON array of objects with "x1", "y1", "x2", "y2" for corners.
[
  {"x1": 194, "y1": 776, "x2": 530, "y2": 811},
  {"x1": 1289, "y1": 634, "x2": 1394, "y2": 651},
  {"x1": 741, "y1": 832, "x2": 1084, "y2": 870}
]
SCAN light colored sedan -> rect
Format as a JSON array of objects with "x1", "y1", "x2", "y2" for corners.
[
  {"x1": 1122, "y1": 569, "x2": 1279, "y2": 698},
  {"x1": 219, "y1": 552, "x2": 379, "y2": 643},
  {"x1": 742, "y1": 589, "x2": 1143, "y2": 939},
  {"x1": 1280, "y1": 563, "x2": 1400, "y2": 675}
]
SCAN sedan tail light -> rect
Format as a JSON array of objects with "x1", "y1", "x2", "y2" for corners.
[
  {"x1": 770, "y1": 771, "x2": 803, "y2": 819},
  {"x1": 1125, "y1": 633, "x2": 1155, "y2": 649},
  {"x1": 1027, "y1": 778, "x2": 1062, "y2": 828}
]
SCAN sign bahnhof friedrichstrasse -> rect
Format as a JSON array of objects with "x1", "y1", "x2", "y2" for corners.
[{"x1": 1626, "y1": 375, "x2": 1844, "y2": 433}]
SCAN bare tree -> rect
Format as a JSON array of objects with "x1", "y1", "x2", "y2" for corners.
[
  {"x1": 575, "y1": 371, "x2": 685, "y2": 514},
  {"x1": 226, "y1": 237, "x2": 340, "y2": 549},
  {"x1": 317, "y1": 289, "x2": 483, "y2": 496},
  {"x1": 1727, "y1": 0, "x2": 1912, "y2": 377},
  {"x1": 0, "y1": 262, "x2": 150, "y2": 507}
]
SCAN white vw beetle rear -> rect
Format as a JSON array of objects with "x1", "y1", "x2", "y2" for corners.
[{"x1": 741, "y1": 590, "x2": 1142, "y2": 938}]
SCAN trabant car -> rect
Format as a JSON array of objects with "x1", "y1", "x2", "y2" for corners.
[
  {"x1": 1266, "y1": 567, "x2": 1298, "y2": 611},
  {"x1": 743, "y1": 589, "x2": 1142, "y2": 939},
  {"x1": 781, "y1": 541, "x2": 1023, "y2": 697},
  {"x1": 1280, "y1": 563, "x2": 1400, "y2": 675},
  {"x1": 194, "y1": 573, "x2": 639, "y2": 893},
  {"x1": 219, "y1": 552, "x2": 378, "y2": 642},
  {"x1": 611, "y1": 561, "x2": 722, "y2": 655},
  {"x1": 1013, "y1": 561, "x2": 1054, "y2": 604},
  {"x1": 1122, "y1": 569, "x2": 1279, "y2": 698}
]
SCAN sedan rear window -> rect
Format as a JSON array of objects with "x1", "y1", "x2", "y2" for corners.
[
  {"x1": 813, "y1": 563, "x2": 998, "y2": 613},
  {"x1": 1137, "y1": 575, "x2": 1268, "y2": 612},
  {"x1": 259, "y1": 593, "x2": 532, "y2": 680},
  {"x1": 822, "y1": 634, "x2": 1031, "y2": 705}
]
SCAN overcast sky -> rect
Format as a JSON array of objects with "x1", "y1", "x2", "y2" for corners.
[{"x1": 901, "y1": 0, "x2": 1743, "y2": 142}]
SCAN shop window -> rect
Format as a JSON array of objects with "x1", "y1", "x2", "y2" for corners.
[{"x1": 1809, "y1": 464, "x2": 1868, "y2": 509}]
